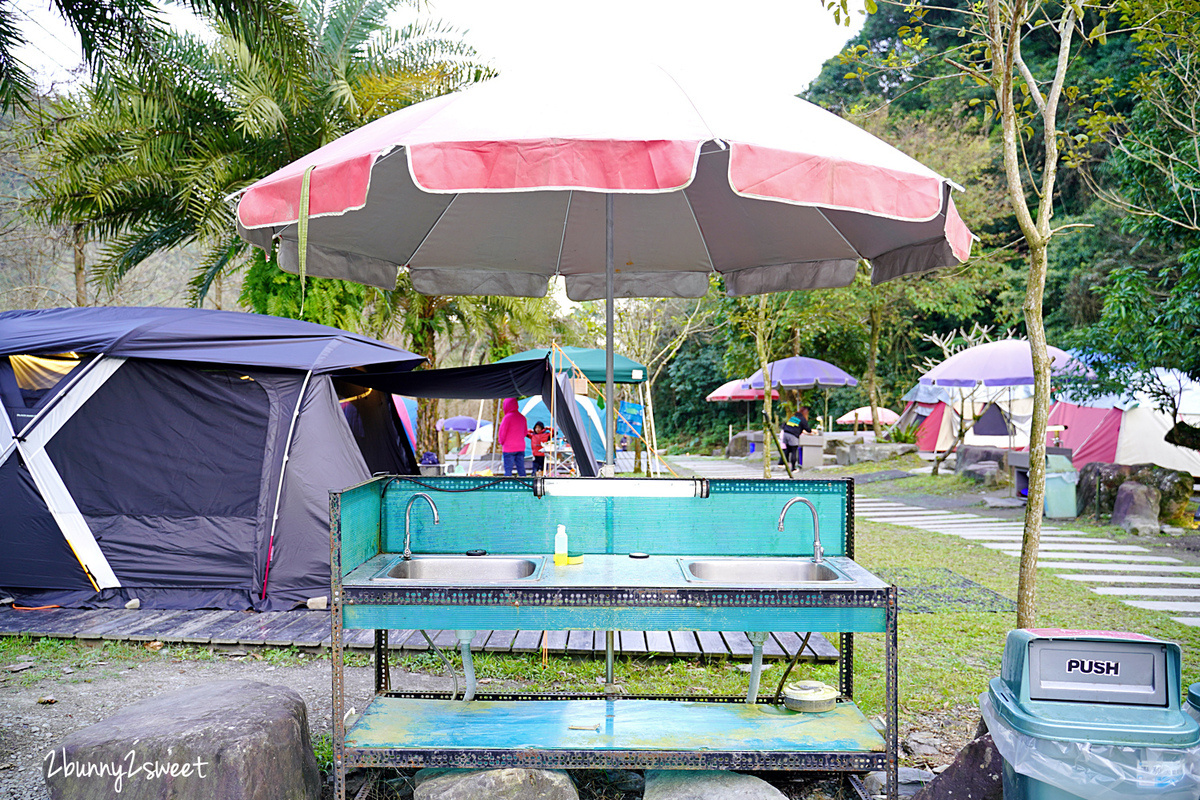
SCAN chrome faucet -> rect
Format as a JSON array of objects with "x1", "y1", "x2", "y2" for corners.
[
  {"x1": 403, "y1": 493, "x2": 439, "y2": 560},
  {"x1": 778, "y1": 497, "x2": 823, "y2": 564}
]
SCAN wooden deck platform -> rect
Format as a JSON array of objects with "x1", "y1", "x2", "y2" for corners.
[{"x1": 0, "y1": 607, "x2": 838, "y2": 661}]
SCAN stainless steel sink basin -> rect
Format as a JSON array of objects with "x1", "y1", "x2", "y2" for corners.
[
  {"x1": 372, "y1": 555, "x2": 544, "y2": 582},
  {"x1": 679, "y1": 558, "x2": 849, "y2": 584}
]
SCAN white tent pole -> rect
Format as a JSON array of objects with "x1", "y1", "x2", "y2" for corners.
[
  {"x1": 604, "y1": 193, "x2": 615, "y2": 476},
  {"x1": 262, "y1": 368, "x2": 313, "y2": 600},
  {"x1": 467, "y1": 398, "x2": 485, "y2": 475}
]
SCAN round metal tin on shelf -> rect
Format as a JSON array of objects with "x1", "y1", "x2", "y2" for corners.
[
  {"x1": 629, "y1": 552, "x2": 649, "y2": 559},
  {"x1": 782, "y1": 681, "x2": 838, "y2": 713}
]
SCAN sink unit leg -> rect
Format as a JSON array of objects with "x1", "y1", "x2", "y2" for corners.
[
  {"x1": 605, "y1": 630, "x2": 616, "y2": 693},
  {"x1": 746, "y1": 631, "x2": 768, "y2": 703},
  {"x1": 374, "y1": 629, "x2": 390, "y2": 692}
]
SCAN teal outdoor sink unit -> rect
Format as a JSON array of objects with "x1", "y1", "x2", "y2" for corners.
[
  {"x1": 329, "y1": 476, "x2": 899, "y2": 800},
  {"x1": 983, "y1": 628, "x2": 1200, "y2": 799}
]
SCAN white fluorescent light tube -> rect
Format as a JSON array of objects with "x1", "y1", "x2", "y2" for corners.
[{"x1": 537, "y1": 478, "x2": 708, "y2": 498}]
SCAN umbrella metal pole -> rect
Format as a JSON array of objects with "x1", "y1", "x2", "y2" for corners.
[{"x1": 604, "y1": 193, "x2": 616, "y2": 476}]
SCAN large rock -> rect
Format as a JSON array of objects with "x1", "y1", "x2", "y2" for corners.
[
  {"x1": 1076, "y1": 462, "x2": 1194, "y2": 522},
  {"x1": 955, "y1": 446, "x2": 1012, "y2": 474},
  {"x1": 44, "y1": 680, "x2": 319, "y2": 800},
  {"x1": 864, "y1": 767, "x2": 935, "y2": 797},
  {"x1": 835, "y1": 443, "x2": 917, "y2": 465},
  {"x1": 644, "y1": 770, "x2": 785, "y2": 799},
  {"x1": 1112, "y1": 481, "x2": 1162, "y2": 535},
  {"x1": 962, "y1": 460, "x2": 1002, "y2": 487},
  {"x1": 414, "y1": 768, "x2": 578, "y2": 800},
  {"x1": 912, "y1": 732, "x2": 1003, "y2": 800},
  {"x1": 726, "y1": 430, "x2": 766, "y2": 458}
]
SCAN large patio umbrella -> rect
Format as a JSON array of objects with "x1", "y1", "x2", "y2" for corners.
[
  {"x1": 496, "y1": 346, "x2": 646, "y2": 384},
  {"x1": 706, "y1": 378, "x2": 780, "y2": 430},
  {"x1": 919, "y1": 340, "x2": 1072, "y2": 451},
  {"x1": 746, "y1": 356, "x2": 859, "y2": 429},
  {"x1": 235, "y1": 64, "x2": 973, "y2": 470}
]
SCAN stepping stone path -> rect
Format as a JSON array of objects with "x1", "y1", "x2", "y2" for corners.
[{"x1": 855, "y1": 497, "x2": 1200, "y2": 627}]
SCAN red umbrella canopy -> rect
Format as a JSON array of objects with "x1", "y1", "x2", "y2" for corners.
[
  {"x1": 706, "y1": 379, "x2": 779, "y2": 402},
  {"x1": 236, "y1": 63, "x2": 973, "y2": 300}
]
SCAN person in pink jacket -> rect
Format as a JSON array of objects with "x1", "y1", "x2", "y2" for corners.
[{"x1": 497, "y1": 397, "x2": 529, "y2": 476}]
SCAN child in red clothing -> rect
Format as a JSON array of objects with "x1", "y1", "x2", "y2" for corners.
[{"x1": 528, "y1": 421, "x2": 553, "y2": 475}]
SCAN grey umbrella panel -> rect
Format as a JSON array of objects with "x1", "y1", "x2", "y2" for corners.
[{"x1": 244, "y1": 146, "x2": 964, "y2": 298}]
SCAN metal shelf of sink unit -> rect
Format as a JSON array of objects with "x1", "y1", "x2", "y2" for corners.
[{"x1": 329, "y1": 519, "x2": 898, "y2": 800}]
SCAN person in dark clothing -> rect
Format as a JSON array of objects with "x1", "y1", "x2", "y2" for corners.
[{"x1": 780, "y1": 406, "x2": 812, "y2": 470}]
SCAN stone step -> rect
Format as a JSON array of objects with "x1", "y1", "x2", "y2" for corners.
[
  {"x1": 1171, "y1": 618, "x2": 1200, "y2": 627},
  {"x1": 1126, "y1": 601, "x2": 1200, "y2": 613},
  {"x1": 1037, "y1": 563, "x2": 1200, "y2": 573},
  {"x1": 979, "y1": 542, "x2": 1148, "y2": 553},
  {"x1": 1093, "y1": 587, "x2": 1200, "y2": 598},
  {"x1": 1002, "y1": 551, "x2": 1180, "y2": 563},
  {"x1": 956, "y1": 535, "x2": 1105, "y2": 543},
  {"x1": 1058, "y1": 574, "x2": 1200, "y2": 584}
]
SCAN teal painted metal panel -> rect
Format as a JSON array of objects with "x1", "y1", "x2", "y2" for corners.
[
  {"x1": 343, "y1": 604, "x2": 886, "y2": 633},
  {"x1": 377, "y1": 477, "x2": 849, "y2": 558},
  {"x1": 346, "y1": 697, "x2": 886, "y2": 753},
  {"x1": 339, "y1": 479, "x2": 382, "y2": 576}
]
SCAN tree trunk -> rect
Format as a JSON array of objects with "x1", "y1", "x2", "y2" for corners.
[
  {"x1": 73, "y1": 226, "x2": 86, "y2": 307},
  {"x1": 1017, "y1": 239, "x2": 1052, "y2": 628},
  {"x1": 867, "y1": 304, "x2": 882, "y2": 435},
  {"x1": 411, "y1": 305, "x2": 440, "y2": 458},
  {"x1": 756, "y1": 296, "x2": 773, "y2": 479}
]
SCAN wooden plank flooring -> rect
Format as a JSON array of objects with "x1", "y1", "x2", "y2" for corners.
[{"x1": 0, "y1": 607, "x2": 837, "y2": 662}]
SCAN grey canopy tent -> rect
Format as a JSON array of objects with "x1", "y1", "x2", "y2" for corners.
[
  {"x1": 0, "y1": 307, "x2": 429, "y2": 611},
  {"x1": 0, "y1": 307, "x2": 593, "y2": 610}
]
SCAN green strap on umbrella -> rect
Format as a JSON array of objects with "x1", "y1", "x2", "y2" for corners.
[{"x1": 297, "y1": 165, "x2": 315, "y2": 313}]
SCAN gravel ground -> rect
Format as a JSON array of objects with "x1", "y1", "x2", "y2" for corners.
[{"x1": 1, "y1": 647, "x2": 981, "y2": 800}]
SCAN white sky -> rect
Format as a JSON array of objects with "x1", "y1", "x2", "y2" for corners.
[{"x1": 14, "y1": 0, "x2": 865, "y2": 98}]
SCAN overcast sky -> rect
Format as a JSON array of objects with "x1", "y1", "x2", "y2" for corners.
[{"x1": 14, "y1": 0, "x2": 865, "y2": 97}]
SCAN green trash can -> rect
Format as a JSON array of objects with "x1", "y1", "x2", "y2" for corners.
[
  {"x1": 1187, "y1": 684, "x2": 1200, "y2": 725},
  {"x1": 1044, "y1": 454, "x2": 1078, "y2": 519},
  {"x1": 982, "y1": 629, "x2": 1200, "y2": 799}
]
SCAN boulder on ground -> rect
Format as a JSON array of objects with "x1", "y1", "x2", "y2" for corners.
[
  {"x1": 1112, "y1": 481, "x2": 1162, "y2": 534},
  {"x1": 963, "y1": 460, "x2": 1002, "y2": 487},
  {"x1": 865, "y1": 767, "x2": 935, "y2": 798},
  {"x1": 726, "y1": 430, "x2": 765, "y2": 458},
  {"x1": 44, "y1": 680, "x2": 319, "y2": 800},
  {"x1": 414, "y1": 768, "x2": 578, "y2": 800},
  {"x1": 835, "y1": 443, "x2": 917, "y2": 465},
  {"x1": 1076, "y1": 462, "x2": 1194, "y2": 522},
  {"x1": 956, "y1": 446, "x2": 1012, "y2": 474},
  {"x1": 644, "y1": 770, "x2": 785, "y2": 799}
]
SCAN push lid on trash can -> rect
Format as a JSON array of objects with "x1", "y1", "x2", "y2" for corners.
[{"x1": 987, "y1": 629, "x2": 1200, "y2": 747}]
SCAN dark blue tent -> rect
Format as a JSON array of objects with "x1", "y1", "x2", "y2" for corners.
[{"x1": 0, "y1": 308, "x2": 425, "y2": 611}]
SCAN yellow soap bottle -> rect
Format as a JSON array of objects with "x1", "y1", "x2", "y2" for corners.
[{"x1": 554, "y1": 524, "x2": 568, "y2": 566}]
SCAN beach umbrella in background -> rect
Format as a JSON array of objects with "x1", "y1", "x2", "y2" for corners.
[
  {"x1": 438, "y1": 415, "x2": 480, "y2": 433},
  {"x1": 919, "y1": 340, "x2": 1073, "y2": 452},
  {"x1": 705, "y1": 379, "x2": 779, "y2": 402},
  {"x1": 837, "y1": 406, "x2": 899, "y2": 432},
  {"x1": 919, "y1": 340, "x2": 1072, "y2": 387},
  {"x1": 235, "y1": 64, "x2": 972, "y2": 471},
  {"x1": 706, "y1": 378, "x2": 781, "y2": 430},
  {"x1": 746, "y1": 356, "x2": 859, "y2": 429}
]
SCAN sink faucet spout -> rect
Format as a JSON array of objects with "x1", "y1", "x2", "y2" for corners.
[
  {"x1": 777, "y1": 497, "x2": 823, "y2": 564},
  {"x1": 404, "y1": 493, "x2": 439, "y2": 560}
]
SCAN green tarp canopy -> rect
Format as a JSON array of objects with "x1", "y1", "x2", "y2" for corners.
[{"x1": 495, "y1": 347, "x2": 647, "y2": 385}]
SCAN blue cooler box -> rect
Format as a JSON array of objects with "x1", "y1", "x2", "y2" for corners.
[{"x1": 982, "y1": 629, "x2": 1200, "y2": 799}]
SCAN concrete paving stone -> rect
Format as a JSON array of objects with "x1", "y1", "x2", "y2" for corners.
[
  {"x1": 1000, "y1": 551, "x2": 1181, "y2": 562},
  {"x1": 1126, "y1": 601, "x2": 1200, "y2": 613},
  {"x1": 1172, "y1": 618, "x2": 1200, "y2": 627},
  {"x1": 979, "y1": 542, "x2": 1149, "y2": 552},
  {"x1": 1093, "y1": 588, "x2": 1200, "y2": 598},
  {"x1": 956, "y1": 535, "x2": 1108, "y2": 543},
  {"x1": 1038, "y1": 563, "x2": 1200, "y2": 573},
  {"x1": 1058, "y1": 574, "x2": 1200, "y2": 584}
]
